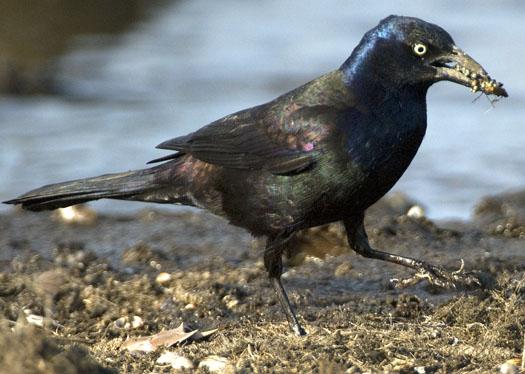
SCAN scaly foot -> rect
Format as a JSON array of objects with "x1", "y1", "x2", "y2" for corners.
[{"x1": 391, "y1": 260, "x2": 481, "y2": 289}]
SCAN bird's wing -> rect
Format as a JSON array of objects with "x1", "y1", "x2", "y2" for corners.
[
  {"x1": 149, "y1": 71, "x2": 355, "y2": 175},
  {"x1": 151, "y1": 103, "x2": 333, "y2": 175}
]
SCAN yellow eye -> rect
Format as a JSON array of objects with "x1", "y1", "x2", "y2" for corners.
[{"x1": 413, "y1": 43, "x2": 427, "y2": 56}]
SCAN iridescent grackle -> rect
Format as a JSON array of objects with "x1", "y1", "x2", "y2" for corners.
[{"x1": 5, "y1": 16, "x2": 508, "y2": 335}]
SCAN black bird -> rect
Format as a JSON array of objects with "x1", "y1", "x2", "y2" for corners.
[{"x1": 5, "y1": 16, "x2": 507, "y2": 335}]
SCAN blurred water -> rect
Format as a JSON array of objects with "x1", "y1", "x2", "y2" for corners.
[{"x1": 0, "y1": 0, "x2": 524, "y2": 220}]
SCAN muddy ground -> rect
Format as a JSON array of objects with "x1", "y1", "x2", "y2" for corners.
[{"x1": 0, "y1": 190, "x2": 524, "y2": 373}]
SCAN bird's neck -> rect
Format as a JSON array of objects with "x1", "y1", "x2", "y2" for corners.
[{"x1": 340, "y1": 38, "x2": 429, "y2": 109}]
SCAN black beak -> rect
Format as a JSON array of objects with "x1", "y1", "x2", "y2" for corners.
[{"x1": 431, "y1": 46, "x2": 508, "y2": 97}]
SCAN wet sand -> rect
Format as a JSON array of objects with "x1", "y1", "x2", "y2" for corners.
[{"x1": 0, "y1": 191, "x2": 524, "y2": 373}]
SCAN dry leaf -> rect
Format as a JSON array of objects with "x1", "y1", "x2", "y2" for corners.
[
  {"x1": 122, "y1": 322, "x2": 217, "y2": 353},
  {"x1": 150, "y1": 323, "x2": 198, "y2": 347},
  {"x1": 122, "y1": 337, "x2": 155, "y2": 353}
]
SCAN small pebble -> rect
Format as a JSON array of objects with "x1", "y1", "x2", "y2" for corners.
[
  {"x1": 500, "y1": 359, "x2": 521, "y2": 374},
  {"x1": 407, "y1": 205, "x2": 425, "y2": 219},
  {"x1": 25, "y1": 314, "x2": 44, "y2": 327},
  {"x1": 156, "y1": 351, "x2": 194, "y2": 370},
  {"x1": 156, "y1": 272, "x2": 172, "y2": 286},
  {"x1": 131, "y1": 315, "x2": 144, "y2": 329},
  {"x1": 114, "y1": 315, "x2": 143, "y2": 329},
  {"x1": 335, "y1": 262, "x2": 352, "y2": 277},
  {"x1": 53, "y1": 205, "x2": 97, "y2": 225},
  {"x1": 222, "y1": 294, "x2": 239, "y2": 310},
  {"x1": 114, "y1": 317, "x2": 128, "y2": 329},
  {"x1": 150, "y1": 260, "x2": 162, "y2": 270},
  {"x1": 198, "y1": 355, "x2": 229, "y2": 372}
]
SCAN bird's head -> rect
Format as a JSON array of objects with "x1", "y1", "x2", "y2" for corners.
[{"x1": 342, "y1": 15, "x2": 507, "y2": 98}]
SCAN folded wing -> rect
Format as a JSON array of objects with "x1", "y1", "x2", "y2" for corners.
[{"x1": 151, "y1": 103, "x2": 329, "y2": 175}]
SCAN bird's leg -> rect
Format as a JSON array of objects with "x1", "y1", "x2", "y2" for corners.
[
  {"x1": 264, "y1": 235, "x2": 306, "y2": 336},
  {"x1": 343, "y1": 216, "x2": 480, "y2": 289}
]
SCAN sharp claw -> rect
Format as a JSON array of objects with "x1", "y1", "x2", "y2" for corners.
[{"x1": 390, "y1": 260, "x2": 481, "y2": 289}]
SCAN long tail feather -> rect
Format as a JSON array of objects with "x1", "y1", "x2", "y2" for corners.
[{"x1": 4, "y1": 167, "x2": 166, "y2": 211}]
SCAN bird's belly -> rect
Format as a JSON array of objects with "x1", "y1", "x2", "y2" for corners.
[{"x1": 216, "y1": 163, "x2": 347, "y2": 235}]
